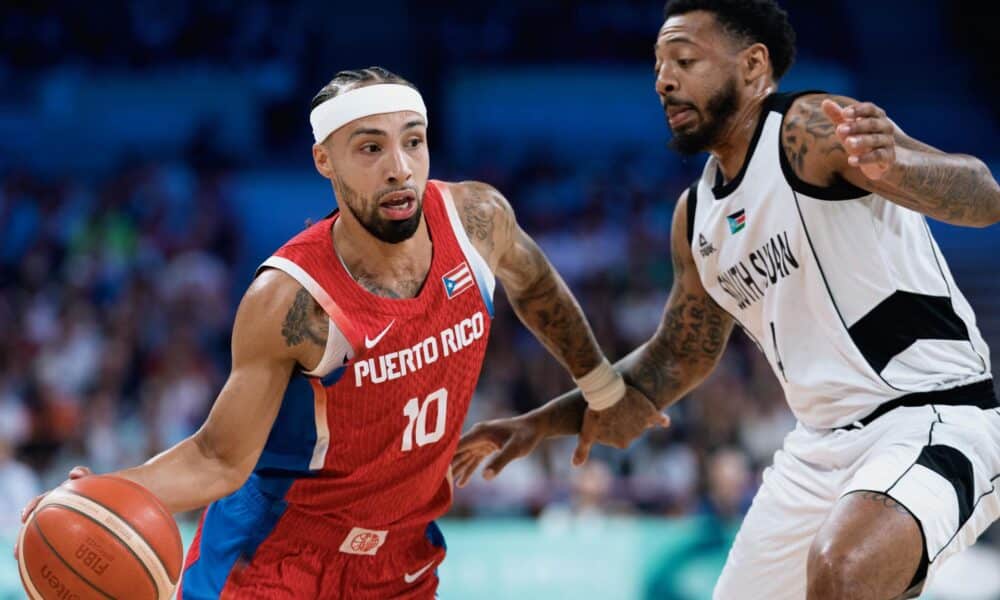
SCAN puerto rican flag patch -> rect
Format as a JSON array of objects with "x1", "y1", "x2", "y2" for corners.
[{"x1": 442, "y1": 261, "x2": 474, "y2": 299}]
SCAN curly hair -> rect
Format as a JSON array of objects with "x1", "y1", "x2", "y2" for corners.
[
  {"x1": 310, "y1": 66, "x2": 417, "y2": 111},
  {"x1": 663, "y1": 0, "x2": 797, "y2": 80}
]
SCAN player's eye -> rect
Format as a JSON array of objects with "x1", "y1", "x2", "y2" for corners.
[
  {"x1": 406, "y1": 137, "x2": 423, "y2": 149},
  {"x1": 361, "y1": 143, "x2": 381, "y2": 153},
  {"x1": 677, "y1": 59, "x2": 695, "y2": 68}
]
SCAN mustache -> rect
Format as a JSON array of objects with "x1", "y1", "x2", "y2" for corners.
[
  {"x1": 661, "y1": 97, "x2": 696, "y2": 110},
  {"x1": 374, "y1": 184, "x2": 419, "y2": 202}
]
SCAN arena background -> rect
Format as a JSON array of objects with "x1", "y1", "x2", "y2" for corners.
[{"x1": 1, "y1": 1, "x2": 999, "y2": 598}]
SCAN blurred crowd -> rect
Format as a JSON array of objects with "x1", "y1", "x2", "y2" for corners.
[{"x1": 0, "y1": 162, "x2": 240, "y2": 532}]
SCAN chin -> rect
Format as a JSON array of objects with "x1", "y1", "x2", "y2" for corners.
[{"x1": 668, "y1": 133, "x2": 710, "y2": 156}]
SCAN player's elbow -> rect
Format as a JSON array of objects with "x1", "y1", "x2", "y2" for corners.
[
  {"x1": 191, "y1": 428, "x2": 254, "y2": 498},
  {"x1": 969, "y1": 199, "x2": 1000, "y2": 228},
  {"x1": 971, "y1": 163, "x2": 1000, "y2": 228},
  {"x1": 985, "y1": 192, "x2": 1000, "y2": 227}
]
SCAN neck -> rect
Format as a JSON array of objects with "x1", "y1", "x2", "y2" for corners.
[
  {"x1": 710, "y1": 84, "x2": 775, "y2": 183},
  {"x1": 332, "y1": 211, "x2": 433, "y2": 295}
]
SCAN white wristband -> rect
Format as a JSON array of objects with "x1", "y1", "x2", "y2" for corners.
[{"x1": 575, "y1": 358, "x2": 626, "y2": 411}]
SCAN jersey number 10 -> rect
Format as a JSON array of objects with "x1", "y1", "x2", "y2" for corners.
[{"x1": 401, "y1": 388, "x2": 448, "y2": 452}]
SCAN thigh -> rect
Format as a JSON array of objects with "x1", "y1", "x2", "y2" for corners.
[
  {"x1": 714, "y1": 447, "x2": 840, "y2": 600},
  {"x1": 842, "y1": 404, "x2": 1000, "y2": 591},
  {"x1": 219, "y1": 536, "x2": 333, "y2": 600}
]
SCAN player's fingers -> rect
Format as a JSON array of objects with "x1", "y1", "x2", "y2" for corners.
[
  {"x1": 573, "y1": 437, "x2": 594, "y2": 466},
  {"x1": 836, "y1": 117, "x2": 892, "y2": 137},
  {"x1": 451, "y1": 447, "x2": 477, "y2": 470},
  {"x1": 852, "y1": 148, "x2": 893, "y2": 166},
  {"x1": 21, "y1": 495, "x2": 43, "y2": 523},
  {"x1": 843, "y1": 102, "x2": 885, "y2": 120},
  {"x1": 69, "y1": 466, "x2": 92, "y2": 479},
  {"x1": 844, "y1": 134, "x2": 893, "y2": 154},
  {"x1": 482, "y1": 438, "x2": 528, "y2": 481},
  {"x1": 456, "y1": 426, "x2": 502, "y2": 455},
  {"x1": 454, "y1": 461, "x2": 473, "y2": 488},
  {"x1": 821, "y1": 99, "x2": 846, "y2": 125},
  {"x1": 453, "y1": 452, "x2": 485, "y2": 488},
  {"x1": 454, "y1": 438, "x2": 498, "y2": 460},
  {"x1": 646, "y1": 411, "x2": 671, "y2": 429},
  {"x1": 572, "y1": 422, "x2": 597, "y2": 467}
]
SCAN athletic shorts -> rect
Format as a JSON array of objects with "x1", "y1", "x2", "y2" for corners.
[
  {"x1": 714, "y1": 387, "x2": 1000, "y2": 599},
  {"x1": 177, "y1": 483, "x2": 447, "y2": 599}
]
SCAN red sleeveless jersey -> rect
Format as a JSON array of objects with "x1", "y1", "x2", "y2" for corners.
[{"x1": 253, "y1": 180, "x2": 495, "y2": 530}]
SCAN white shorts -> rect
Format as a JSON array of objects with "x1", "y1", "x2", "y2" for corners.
[{"x1": 714, "y1": 401, "x2": 1000, "y2": 600}]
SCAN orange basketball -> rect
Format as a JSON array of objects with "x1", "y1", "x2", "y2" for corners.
[{"x1": 17, "y1": 475, "x2": 183, "y2": 600}]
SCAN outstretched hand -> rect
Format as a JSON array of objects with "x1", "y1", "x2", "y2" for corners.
[
  {"x1": 452, "y1": 415, "x2": 547, "y2": 487},
  {"x1": 573, "y1": 385, "x2": 669, "y2": 466},
  {"x1": 822, "y1": 99, "x2": 897, "y2": 181}
]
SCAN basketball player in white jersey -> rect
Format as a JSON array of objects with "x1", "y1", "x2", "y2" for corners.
[{"x1": 453, "y1": 1, "x2": 1000, "y2": 598}]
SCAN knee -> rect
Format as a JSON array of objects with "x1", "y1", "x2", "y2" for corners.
[{"x1": 806, "y1": 537, "x2": 862, "y2": 599}]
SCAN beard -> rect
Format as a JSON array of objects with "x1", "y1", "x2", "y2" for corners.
[
  {"x1": 334, "y1": 179, "x2": 423, "y2": 244},
  {"x1": 666, "y1": 76, "x2": 741, "y2": 156}
]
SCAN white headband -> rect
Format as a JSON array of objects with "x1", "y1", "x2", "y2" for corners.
[{"x1": 309, "y1": 84, "x2": 428, "y2": 143}]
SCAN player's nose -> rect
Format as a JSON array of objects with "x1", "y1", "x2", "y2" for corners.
[
  {"x1": 385, "y1": 146, "x2": 413, "y2": 184},
  {"x1": 655, "y1": 65, "x2": 678, "y2": 97}
]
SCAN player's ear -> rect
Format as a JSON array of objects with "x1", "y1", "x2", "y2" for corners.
[
  {"x1": 312, "y1": 142, "x2": 335, "y2": 180},
  {"x1": 741, "y1": 42, "x2": 770, "y2": 84}
]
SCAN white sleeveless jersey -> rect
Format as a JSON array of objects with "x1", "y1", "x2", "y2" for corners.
[{"x1": 688, "y1": 91, "x2": 992, "y2": 429}]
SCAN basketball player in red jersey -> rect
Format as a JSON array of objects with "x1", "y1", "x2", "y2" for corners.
[{"x1": 17, "y1": 66, "x2": 667, "y2": 599}]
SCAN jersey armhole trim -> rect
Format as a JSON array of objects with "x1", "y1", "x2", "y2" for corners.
[
  {"x1": 436, "y1": 181, "x2": 497, "y2": 318},
  {"x1": 258, "y1": 255, "x2": 361, "y2": 366},
  {"x1": 775, "y1": 90, "x2": 871, "y2": 201},
  {"x1": 685, "y1": 182, "x2": 698, "y2": 247}
]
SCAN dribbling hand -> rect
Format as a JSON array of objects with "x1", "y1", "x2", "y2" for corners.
[
  {"x1": 822, "y1": 99, "x2": 897, "y2": 181},
  {"x1": 13, "y1": 466, "x2": 92, "y2": 560}
]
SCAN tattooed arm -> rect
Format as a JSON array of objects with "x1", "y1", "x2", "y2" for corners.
[
  {"x1": 540, "y1": 189, "x2": 733, "y2": 427},
  {"x1": 452, "y1": 190, "x2": 733, "y2": 484},
  {"x1": 782, "y1": 93, "x2": 1000, "y2": 227},
  {"x1": 103, "y1": 271, "x2": 322, "y2": 513},
  {"x1": 617, "y1": 190, "x2": 734, "y2": 408},
  {"x1": 449, "y1": 180, "x2": 603, "y2": 377}
]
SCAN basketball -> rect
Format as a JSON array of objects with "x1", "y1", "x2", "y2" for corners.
[{"x1": 16, "y1": 475, "x2": 183, "y2": 600}]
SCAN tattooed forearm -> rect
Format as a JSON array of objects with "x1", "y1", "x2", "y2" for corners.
[
  {"x1": 460, "y1": 180, "x2": 605, "y2": 378},
  {"x1": 521, "y1": 282, "x2": 731, "y2": 433},
  {"x1": 621, "y1": 289, "x2": 731, "y2": 410},
  {"x1": 505, "y1": 247, "x2": 603, "y2": 378},
  {"x1": 619, "y1": 195, "x2": 733, "y2": 410},
  {"x1": 873, "y1": 151, "x2": 1000, "y2": 227},
  {"x1": 281, "y1": 288, "x2": 328, "y2": 347}
]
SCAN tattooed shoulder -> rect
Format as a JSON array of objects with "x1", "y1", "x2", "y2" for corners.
[
  {"x1": 781, "y1": 94, "x2": 853, "y2": 183},
  {"x1": 454, "y1": 181, "x2": 515, "y2": 261},
  {"x1": 281, "y1": 287, "x2": 328, "y2": 348}
]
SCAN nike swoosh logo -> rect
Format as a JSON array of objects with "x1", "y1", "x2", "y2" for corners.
[
  {"x1": 404, "y1": 561, "x2": 435, "y2": 584},
  {"x1": 364, "y1": 320, "x2": 395, "y2": 349}
]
